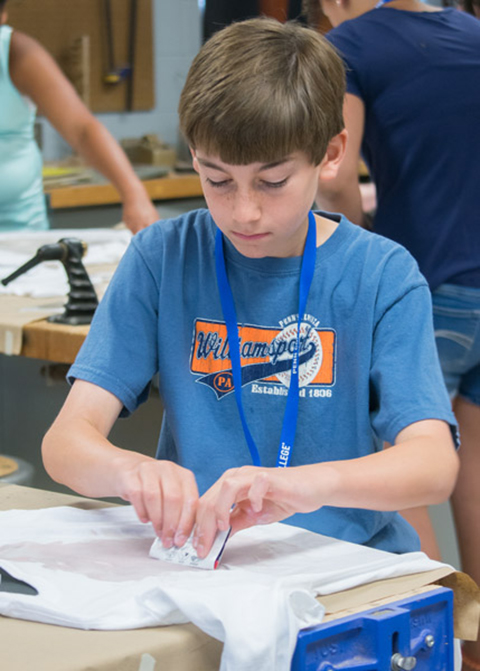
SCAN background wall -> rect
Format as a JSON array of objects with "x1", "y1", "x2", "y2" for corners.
[{"x1": 38, "y1": 0, "x2": 202, "y2": 161}]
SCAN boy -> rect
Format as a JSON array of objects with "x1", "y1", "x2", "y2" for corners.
[{"x1": 42, "y1": 18, "x2": 458, "y2": 561}]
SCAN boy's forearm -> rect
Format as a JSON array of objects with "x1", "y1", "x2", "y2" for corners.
[
  {"x1": 195, "y1": 423, "x2": 458, "y2": 555},
  {"x1": 308, "y1": 434, "x2": 458, "y2": 513},
  {"x1": 43, "y1": 419, "x2": 200, "y2": 542},
  {"x1": 42, "y1": 418, "x2": 152, "y2": 499},
  {"x1": 41, "y1": 380, "x2": 201, "y2": 538}
]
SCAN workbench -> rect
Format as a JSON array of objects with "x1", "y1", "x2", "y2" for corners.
[
  {"x1": 0, "y1": 283, "x2": 98, "y2": 363},
  {"x1": 20, "y1": 319, "x2": 89, "y2": 364},
  {"x1": 0, "y1": 485, "x2": 477, "y2": 671},
  {"x1": 0, "y1": 482, "x2": 478, "y2": 671}
]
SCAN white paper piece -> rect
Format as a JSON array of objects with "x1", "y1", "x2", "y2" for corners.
[
  {"x1": 150, "y1": 527, "x2": 231, "y2": 570},
  {"x1": 0, "y1": 505, "x2": 450, "y2": 671}
]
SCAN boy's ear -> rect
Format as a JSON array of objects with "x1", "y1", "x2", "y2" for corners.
[
  {"x1": 318, "y1": 130, "x2": 348, "y2": 181},
  {"x1": 190, "y1": 148, "x2": 199, "y2": 173}
]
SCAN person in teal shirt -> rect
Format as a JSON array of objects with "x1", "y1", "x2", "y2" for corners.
[{"x1": 0, "y1": 0, "x2": 158, "y2": 233}]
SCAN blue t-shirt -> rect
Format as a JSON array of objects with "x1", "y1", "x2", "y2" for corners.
[
  {"x1": 327, "y1": 9, "x2": 480, "y2": 290},
  {"x1": 0, "y1": 26, "x2": 48, "y2": 231},
  {"x1": 69, "y1": 209, "x2": 456, "y2": 553}
]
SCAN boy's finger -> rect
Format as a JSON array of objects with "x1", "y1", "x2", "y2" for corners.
[
  {"x1": 229, "y1": 506, "x2": 261, "y2": 535},
  {"x1": 213, "y1": 472, "x2": 249, "y2": 529},
  {"x1": 138, "y1": 471, "x2": 163, "y2": 533},
  {"x1": 160, "y1": 476, "x2": 185, "y2": 548},
  {"x1": 129, "y1": 491, "x2": 150, "y2": 525},
  {"x1": 173, "y1": 479, "x2": 199, "y2": 547},
  {"x1": 247, "y1": 472, "x2": 270, "y2": 513},
  {"x1": 123, "y1": 473, "x2": 154, "y2": 525},
  {"x1": 192, "y1": 510, "x2": 219, "y2": 559},
  {"x1": 193, "y1": 486, "x2": 229, "y2": 558}
]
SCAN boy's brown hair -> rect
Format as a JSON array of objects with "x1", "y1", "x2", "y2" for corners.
[{"x1": 179, "y1": 17, "x2": 345, "y2": 166}]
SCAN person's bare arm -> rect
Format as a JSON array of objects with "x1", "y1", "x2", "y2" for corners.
[
  {"x1": 42, "y1": 380, "x2": 199, "y2": 548},
  {"x1": 193, "y1": 419, "x2": 459, "y2": 557},
  {"x1": 316, "y1": 93, "x2": 366, "y2": 225},
  {"x1": 9, "y1": 31, "x2": 158, "y2": 233}
]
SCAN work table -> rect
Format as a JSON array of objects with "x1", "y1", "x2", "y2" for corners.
[{"x1": 21, "y1": 319, "x2": 89, "y2": 364}]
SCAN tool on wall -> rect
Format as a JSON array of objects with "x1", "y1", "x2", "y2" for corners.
[
  {"x1": 102, "y1": 0, "x2": 138, "y2": 111},
  {"x1": 1, "y1": 238, "x2": 98, "y2": 326}
]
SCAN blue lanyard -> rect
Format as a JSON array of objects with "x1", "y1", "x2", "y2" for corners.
[
  {"x1": 374, "y1": 0, "x2": 395, "y2": 7},
  {"x1": 214, "y1": 211, "x2": 317, "y2": 468}
]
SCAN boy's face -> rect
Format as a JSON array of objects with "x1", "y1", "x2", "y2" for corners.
[{"x1": 192, "y1": 150, "x2": 321, "y2": 259}]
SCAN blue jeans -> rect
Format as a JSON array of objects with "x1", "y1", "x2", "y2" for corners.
[{"x1": 432, "y1": 283, "x2": 480, "y2": 406}]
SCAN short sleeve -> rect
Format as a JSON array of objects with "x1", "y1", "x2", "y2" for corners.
[
  {"x1": 68, "y1": 235, "x2": 161, "y2": 416},
  {"x1": 369, "y1": 260, "x2": 458, "y2": 446}
]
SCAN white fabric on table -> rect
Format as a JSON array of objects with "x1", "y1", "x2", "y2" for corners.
[
  {"x1": 0, "y1": 228, "x2": 131, "y2": 297},
  {"x1": 0, "y1": 505, "x2": 450, "y2": 671}
]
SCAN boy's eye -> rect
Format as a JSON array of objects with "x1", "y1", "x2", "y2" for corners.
[
  {"x1": 205, "y1": 176, "x2": 288, "y2": 189},
  {"x1": 262, "y1": 178, "x2": 288, "y2": 189},
  {"x1": 206, "y1": 178, "x2": 231, "y2": 188}
]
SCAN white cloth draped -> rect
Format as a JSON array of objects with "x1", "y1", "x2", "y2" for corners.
[{"x1": 0, "y1": 505, "x2": 450, "y2": 671}]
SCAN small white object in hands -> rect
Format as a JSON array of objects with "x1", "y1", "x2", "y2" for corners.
[{"x1": 149, "y1": 527, "x2": 231, "y2": 570}]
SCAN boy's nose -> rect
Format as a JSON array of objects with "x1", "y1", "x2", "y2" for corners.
[{"x1": 232, "y1": 190, "x2": 261, "y2": 226}]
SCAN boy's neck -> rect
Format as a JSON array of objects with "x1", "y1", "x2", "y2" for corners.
[{"x1": 315, "y1": 213, "x2": 339, "y2": 248}]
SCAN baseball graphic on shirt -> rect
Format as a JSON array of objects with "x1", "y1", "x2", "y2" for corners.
[{"x1": 273, "y1": 321, "x2": 322, "y2": 388}]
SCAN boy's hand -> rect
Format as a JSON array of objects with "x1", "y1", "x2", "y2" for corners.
[
  {"x1": 192, "y1": 466, "x2": 320, "y2": 559},
  {"x1": 118, "y1": 459, "x2": 199, "y2": 549}
]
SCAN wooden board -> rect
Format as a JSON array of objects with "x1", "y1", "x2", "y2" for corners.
[
  {"x1": 46, "y1": 174, "x2": 203, "y2": 209},
  {"x1": 8, "y1": 0, "x2": 154, "y2": 112}
]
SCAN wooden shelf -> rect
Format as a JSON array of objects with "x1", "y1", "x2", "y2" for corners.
[{"x1": 45, "y1": 173, "x2": 203, "y2": 209}]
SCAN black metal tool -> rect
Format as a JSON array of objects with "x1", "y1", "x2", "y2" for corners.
[{"x1": 1, "y1": 238, "x2": 99, "y2": 325}]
